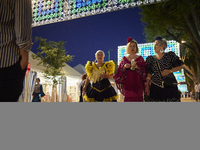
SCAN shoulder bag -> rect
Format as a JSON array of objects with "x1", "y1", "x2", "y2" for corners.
[{"x1": 154, "y1": 56, "x2": 177, "y2": 88}]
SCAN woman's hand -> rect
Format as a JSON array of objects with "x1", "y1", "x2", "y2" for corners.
[
  {"x1": 145, "y1": 84, "x2": 150, "y2": 95},
  {"x1": 134, "y1": 64, "x2": 140, "y2": 70},
  {"x1": 100, "y1": 73, "x2": 108, "y2": 79},
  {"x1": 124, "y1": 63, "x2": 131, "y2": 69},
  {"x1": 161, "y1": 69, "x2": 171, "y2": 77}
]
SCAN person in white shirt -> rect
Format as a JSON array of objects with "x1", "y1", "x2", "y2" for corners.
[
  {"x1": 198, "y1": 83, "x2": 200, "y2": 100},
  {"x1": 195, "y1": 82, "x2": 199, "y2": 102},
  {"x1": 78, "y1": 77, "x2": 82, "y2": 102}
]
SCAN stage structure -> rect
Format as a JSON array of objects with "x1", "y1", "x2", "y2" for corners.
[
  {"x1": 117, "y1": 40, "x2": 186, "y2": 83},
  {"x1": 32, "y1": 0, "x2": 167, "y2": 27}
]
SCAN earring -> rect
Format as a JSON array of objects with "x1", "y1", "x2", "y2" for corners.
[{"x1": 160, "y1": 48, "x2": 164, "y2": 53}]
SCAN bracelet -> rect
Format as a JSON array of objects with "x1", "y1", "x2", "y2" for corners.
[
  {"x1": 146, "y1": 77, "x2": 151, "y2": 80},
  {"x1": 170, "y1": 70, "x2": 173, "y2": 73}
]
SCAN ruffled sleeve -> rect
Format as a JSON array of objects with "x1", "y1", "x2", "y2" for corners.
[
  {"x1": 135, "y1": 56, "x2": 146, "y2": 87},
  {"x1": 85, "y1": 61, "x2": 93, "y2": 78},
  {"x1": 113, "y1": 57, "x2": 127, "y2": 95},
  {"x1": 146, "y1": 56, "x2": 154, "y2": 74},
  {"x1": 106, "y1": 60, "x2": 115, "y2": 75},
  {"x1": 169, "y1": 51, "x2": 184, "y2": 67}
]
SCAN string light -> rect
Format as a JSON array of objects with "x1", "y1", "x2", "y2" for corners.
[{"x1": 32, "y1": 0, "x2": 166, "y2": 27}]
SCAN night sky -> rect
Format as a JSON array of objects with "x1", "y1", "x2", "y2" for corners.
[{"x1": 32, "y1": 7, "x2": 146, "y2": 67}]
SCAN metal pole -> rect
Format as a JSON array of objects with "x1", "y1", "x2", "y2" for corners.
[{"x1": 108, "y1": 49, "x2": 110, "y2": 61}]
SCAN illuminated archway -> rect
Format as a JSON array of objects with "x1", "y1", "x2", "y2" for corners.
[{"x1": 32, "y1": 0, "x2": 167, "y2": 27}]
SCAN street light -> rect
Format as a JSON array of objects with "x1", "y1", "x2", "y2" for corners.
[{"x1": 108, "y1": 49, "x2": 113, "y2": 61}]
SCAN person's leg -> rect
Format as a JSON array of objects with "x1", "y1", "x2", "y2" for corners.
[
  {"x1": 199, "y1": 92, "x2": 200, "y2": 101},
  {"x1": 196, "y1": 92, "x2": 199, "y2": 101},
  {"x1": 0, "y1": 59, "x2": 26, "y2": 102}
]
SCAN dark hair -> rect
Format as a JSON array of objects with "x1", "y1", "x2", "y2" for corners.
[
  {"x1": 155, "y1": 36, "x2": 162, "y2": 41},
  {"x1": 81, "y1": 73, "x2": 87, "y2": 80},
  {"x1": 155, "y1": 36, "x2": 167, "y2": 50},
  {"x1": 36, "y1": 78, "x2": 40, "y2": 82}
]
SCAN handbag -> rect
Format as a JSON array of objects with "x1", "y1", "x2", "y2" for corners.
[{"x1": 154, "y1": 57, "x2": 177, "y2": 88}]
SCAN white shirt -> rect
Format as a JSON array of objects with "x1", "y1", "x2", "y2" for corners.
[
  {"x1": 78, "y1": 79, "x2": 82, "y2": 96},
  {"x1": 195, "y1": 84, "x2": 199, "y2": 92}
]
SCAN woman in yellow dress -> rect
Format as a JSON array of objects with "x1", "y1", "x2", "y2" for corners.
[{"x1": 83, "y1": 50, "x2": 118, "y2": 102}]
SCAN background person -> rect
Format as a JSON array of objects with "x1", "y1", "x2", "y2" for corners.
[
  {"x1": 195, "y1": 82, "x2": 199, "y2": 102},
  {"x1": 32, "y1": 78, "x2": 45, "y2": 102},
  {"x1": 81, "y1": 73, "x2": 91, "y2": 102}
]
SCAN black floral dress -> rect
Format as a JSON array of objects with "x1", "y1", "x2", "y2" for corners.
[{"x1": 146, "y1": 52, "x2": 184, "y2": 102}]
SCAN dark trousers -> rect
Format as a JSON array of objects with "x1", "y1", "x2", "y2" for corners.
[
  {"x1": 0, "y1": 59, "x2": 26, "y2": 102},
  {"x1": 79, "y1": 95, "x2": 83, "y2": 102}
]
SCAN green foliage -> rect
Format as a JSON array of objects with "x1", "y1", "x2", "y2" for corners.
[
  {"x1": 32, "y1": 37, "x2": 74, "y2": 85},
  {"x1": 139, "y1": 0, "x2": 200, "y2": 46},
  {"x1": 139, "y1": 0, "x2": 200, "y2": 82},
  {"x1": 112, "y1": 60, "x2": 118, "y2": 74}
]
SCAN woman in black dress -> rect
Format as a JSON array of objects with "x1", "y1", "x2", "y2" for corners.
[
  {"x1": 83, "y1": 50, "x2": 118, "y2": 102},
  {"x1": 145, "y1": 37, "x2": 184, "y2": 102}
]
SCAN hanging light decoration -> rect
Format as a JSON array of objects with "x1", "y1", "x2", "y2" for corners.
[{"x1": 32, "y1": 0, "x2": 167, "y2": 27}]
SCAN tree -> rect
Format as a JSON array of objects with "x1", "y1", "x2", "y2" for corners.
[
  {"x1": 139, "y1": 0, "x2": 200, "y2": 82},
  {"x1": 180, "y1": 45, "x2": 198, "y2": 92},
  {"x1": 113, "y1": 60, "x2": 118, "y2": 74},
  {"x1": 32, "y1": 37, "x2": 73, "y2": 102}
]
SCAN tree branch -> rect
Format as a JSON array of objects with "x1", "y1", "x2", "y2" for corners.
[{"x1": 165, "y1": 29, "x2": 195, "y2": 51}]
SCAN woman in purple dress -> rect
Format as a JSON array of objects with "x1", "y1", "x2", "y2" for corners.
[{"x1": 114, "y1": 37, "x2": 146, "y2": 102}]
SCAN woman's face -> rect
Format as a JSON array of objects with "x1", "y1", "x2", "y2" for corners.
[
  {"x1": 154, "y1": 40, "x2": 163, "y2": 53},
  {"x1": 95, "y1": 52, "x2": 104, "y2": 62},
  {"x1": 129, "y1": 42, "x2": 137, "y2": 54},
  {"x1": 36, "y1": 79, "x2": 40, "y2": 84}
]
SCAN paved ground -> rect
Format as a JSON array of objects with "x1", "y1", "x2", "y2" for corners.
[{"x1": 181, "y1": 97, "x2": 198, "y2": 102}]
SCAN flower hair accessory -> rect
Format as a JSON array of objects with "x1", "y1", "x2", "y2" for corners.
[
  {"x1": 155, "y1": 36, "x2": 162, "y2": 41},
  {"x1": 127, "y1": 37, "x2": 136, "y2": 44}
]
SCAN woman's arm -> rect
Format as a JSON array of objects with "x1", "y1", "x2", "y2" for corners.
[
  {"x1": 145, "y1": 73, "x2": 152, "y2": 95},
  {"x1": 40, "y1": 85, "x2": 45, "y2": 97},
  {"x1": 146, "y1": 73, "x2": 152, "y2": 85},
  {"x1": 83, "y1": 76, "x2": 90, "y2": 92},
  {"x1": 161, "y1": 65, "x2": 184, "y2": 77}
]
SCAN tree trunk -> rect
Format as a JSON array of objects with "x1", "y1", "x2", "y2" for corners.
[
  {"x1": 196, "y1": 59, "x2": 200, "y2": 82},
  {"x1": 51, "y1": 84, "x2": 56, "y2": 102},
  {"x1": 183, "y1": 64, "x2": 198, "y2": 82}
]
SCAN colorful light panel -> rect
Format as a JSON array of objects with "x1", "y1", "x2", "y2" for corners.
[
  {"x1": 178, "y1": 84, "x2": 188, "y2": 92},
  {"x1": 32, "y1": 0, "x2": 166, "y2": 27},
  {"x1": 117, "y1": 40, "x2": 186, "y2": 82}
]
